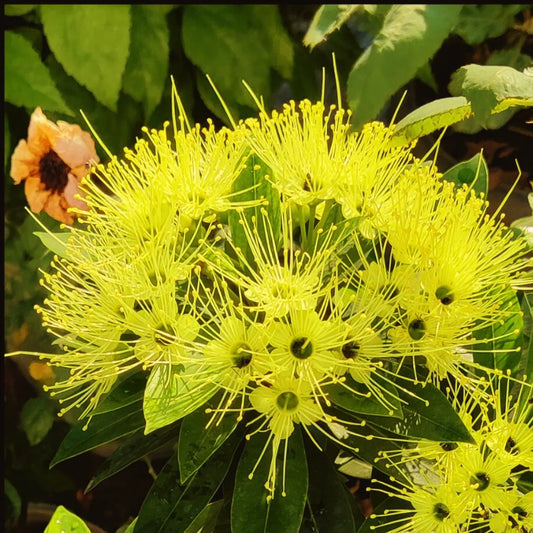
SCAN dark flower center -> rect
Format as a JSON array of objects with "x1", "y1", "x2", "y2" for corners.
[
  {"x1": 440, "y1": 442, "x2": 458, "y2": 452},
  {"x1": 290, "y1": 337, "x2": 313, "y2": 359},
  {"x1": 470, "y1": 472, "x2": 490, "y2": 491},
  {"x1": 155, "y1": 324, "x2": 175, "y2": 346},
  {"x1": 505, "y1": 436, "x2": 519, "y2": 454},
  {"x1": 231, "y1": 342, "x2": 253, "y2": 369},
  {"x1": 408, "y1": 319, "x2": 426, "y2": 340},
  {"x1": 342, "y1": 341, "x2": 360, "y2": 359},
  {"x1": 435, "y1": 285, "x2": 455, "y2": 305},
  {"x1": 39, "y1": 150, "x2": 70, "y2": 193},
  {"x1": 276, "y1": 391, "x2": 299, "y2": 411},
  {"x1": 433, "y1": 502, "x2": 450, "y2": 521}
]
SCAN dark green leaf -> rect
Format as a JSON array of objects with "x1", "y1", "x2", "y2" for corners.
[
  {"x1": 5, "y1": 31, "x2": 72, "y2": 115},
  {"x1": 231, "y1": 427, "x2": 307, "y2": 533},
  {"x1": 86, "y1": 421, "x2": 180, "y2": 492},
  {"x1": 448, "y1": 64, "x2": 533, "y2": 126},
  {"x1": 5, "y1": 4, "x2": 36, "y2": 16},
  {"x1": 325, "y1": 373, "x2": 402, "y2": 418},
  {"x1": 365, "y1": 378, "x2": 474, "y2": 443},
  {"x1": 41, "y1": 5, "x2": 131, "y2": 111},
  {"x1": 182, "y1": 6, "x2": 281, "y2": 115},
  {"x1": 184, "y1": 500, "x2": 224, "y2": 533},
  {"x1": 21, "y1": 396, "x2": 56, "y2": 446},
  {"x1": 51, "y1": 401, "x2": 144, "y2": 467},
  {"x1": 4, "y1": 479, "x2": 21, "y2": 521},
  {"x1": 348, "y1": 5, "x2": 462, "y2": 128},
  {"x1": 33, "y1": 232, "x2": 70, "y2": 259},
  {"x1": 134, "y1": 429, "x2": 242, "y2": 533},
  {"x1": 92, "y1": 372, "x2": 147, "y2": 415},
  {"x1": 391, "y1": 96, "x2": 472, "y2": 145},
  {"x1": 228, "y1": 153, "x2": 281, "y2": 269},
  {"x1": 178, "y1": 396, "x2": 240, "y2": 483},
  {"x1": 473, "y1": 289, "x2": 524, "y2": 378},
  {"x1": 357, "y1": 497, "x2": 407, "y2": 533},
  {"x1": 300, "y1": 443, "x2": 356, "y2": 533},
  {"x1": 44, "y1": 505, "x2": 91, "y2": 533},
  {"x1": 303, "y1": 5, "x2": 361, "y2": 50},
  {"x1": 123, "y1": 6, "x2": 169, "y2": 121},
  {"x1": 143, "y1": 364, "x2": 219, "y2": 434},
  {"x1": 486, "y1": 49, "x2": 533, "y2": 71},
  {"x1": 453, "y1": 5, "x2": 526, "y2": 45},
  {"x1": 442, "y1": 152, "x2": 489, "y2": 198}
]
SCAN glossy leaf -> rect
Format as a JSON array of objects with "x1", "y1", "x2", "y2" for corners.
[
  {"x1": 184, "y1": 500, "x2": 224, "y2": 533},
  {"x1": 5, "y1": 31, "x2": 72, "y2": 115},
  {"x1": 448, "y1": 64, "x2": 533, "y2": 126},
  {"x1": 391, "y1": 96, "x2": 472, "y2": 145},
  {"x1": 143, "y1": 364, "x2": 219, "y2": 434},
  {"x1": 228, "y1": 153, "x2": 281, "y2": 269},
  {"x1": 348, "y1": 5, "x2": 462, "y2": 128},
  {"x1": 303, "y1": 5, "x2": 361, "y2": 49},
  {"x1": 442, "y1": 152, "x2": 489, "y2": 198},
  {"x1": 44, "y1": 506, "x2": 90, "y2": 533},
  {"x1": 21, "y1": 396, "x2": 56, "y2": 446},
  {"x1": 92, "y1": 372, "x2": 147, "y2": 415},
  {"x1": 133, "y1": 430, "x2": 241, "y2": 533},
  {"x1": 123, "y1": 6, "x2": 169, "y2": 120},
  {"x1": 364, "y1": 379, "x2": 474, "y2": 443},
  {"x1": 231, "y1": 427, "x2": 307, "y2": 533},
  {"x1": 86, "y1": 421, "x2": 180, "y2": 492},
  {"x1": 300, "y1": 443, "x2": 356, "y2": 533},
  {"x1": 473, "y1": 289, "x2": 524, "y2": 378},
  {"x1": 41, "y1": 5, "x2": 131, "y2": 111},
  {"x1": 51, "y1": 401, "x2": 144, "y2": 467},
  {"x1": 178, "y1": 396, "x2": 240, "y2": 483},
  {"x1": 325, "y1": 374, "x2": 402, "y2": 418}
]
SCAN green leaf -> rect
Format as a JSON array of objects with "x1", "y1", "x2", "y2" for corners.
[
  {"x1": 51, "y1": 401, "x2": 145, "y2": 467},
  {"x1": 448, "y1": 64, "x2": 533, "y2": 126},
  {"x1": 357, "y1": 497, "x2": 406, "y2": 533},
  {"x1": 86, "y1": 421, "x2": 180, "y2": 492},
  {"x1": 442, "y1": 152, "x2": 489, "y2": 198},
  {"x1": 324, "y1": 373, "x2": 403, "y2": 418},
  {"x1": 134, "y1": 430, "x2": 242, "y2": 533},
  {"x1": 348, "y1": 5, "x2": 462, "y2": 128},
  {"x1": 300, "y1": 443, "x2": 356, "y2": 533},
  {"x1": 182, "y1": 6, "x2": 276, "y2": 113},
  {"x1": 228, "y1": 153, "x2": 281, "y2": 268},
  {"x1": 121, "y1": 518, "x2": 137, "y2": 533},
  {"x1": 5, "y1": 114, "x2": 11, "y2": 171},
  {"x1": 41, "y1": 5, "x2": 131, "y2": 111},
  {"x1": 4, "y1": 479, "x2": 22, "y2": 521},
  {"x1": 184, "y1": 500, "x2": 224, "y2": 533},
  {"x1": 143, "y1": 364, "x2": 219, "y2": 434},
  {"x1": 33, "y1": 231, "x2": 71, "y2": 259},
  {"x1": 44, "y1": 506, "x2": 91, "y2": 533},
  {"x1": 123, "y1": 6, "x2": 169, "y2": 121},
  {"x1": 486, "y1": 49, "x2": 533, "y2": 72},
  {"x1": 453, "y1": 5, "x2": 525, "y2": 46},
  {"x1": 231, "y1": 427, "x2": 307, "y2": 533},
  {"x1": 303, "y1": 5, "x2": 361, "y2": 50},
  {"x1": 21, "y1": 396, "x2": 56, "y2": 446},
  {"x1": 178, "y1": 396, "x2": 240, "y2": 483},
  {"x1": 391, "y1": 96, "x2": 472, "y2": 145},
  {"x1": 5, "y1": 31, "x2": 73, "y2": 115},
  {"x1": 92, "y1": 372, "x2": 147, "y2": 415},
  {"x1": 365, "y1": 378, "x2": 474, "y2": 443},
  {"x1": 5, "y1": 4, "x2": 36, "y2": 16},
  {"x1": 473, "y1": 289, "x2": 524, "y2": 377}
]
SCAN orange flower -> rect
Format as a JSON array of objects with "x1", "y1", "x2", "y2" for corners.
[{"x1": 10, "y1": 107, "x2": 99, "y2": 225}]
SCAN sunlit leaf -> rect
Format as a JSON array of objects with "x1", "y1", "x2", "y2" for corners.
[
  {"x1": 44, "y1": 506, "x2": 91, "y2": 533},
  {"x1": 442, "y1": 152, "x2": 489, "y2": 198},
  {"x1": 304, "y1": 5, "x2": 361, "y2": 49}
]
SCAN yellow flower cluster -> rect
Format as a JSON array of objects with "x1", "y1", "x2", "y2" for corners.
[{"x1": 24, "y1": 82, "x2": 529, "y2": 498}]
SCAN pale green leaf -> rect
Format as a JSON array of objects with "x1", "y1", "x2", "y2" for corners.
[
  {"x1": 511, "y1": 216, "x2": 533, "y2": 247},
  {"x1": 41, "y1": 5, "x2": 131, "y2": 111},
  {"x1": 486, "y1": 49, "x2": 533, "y2": 71},
  {"x1": 442, "y1": 152, "x2": 489, "y2": 198},
  {"x1": 453, "y1": 5, "x2": 526, "y2": 46},
  {"x1": 304, "y1": 5, "x2": 361, "y2": 50},
  {"x1": 5, "y1": 31, "x2": 73, "y2": 115},
  {"x1": 348, "y1": 5, "x2": 463, "y2": 128},
  {"x1": 123, "y1": 5, "x2": 169, "y2": 120},
  {"x1": 448, "y1": 64, "x2": 533, "y2": 125},
  {"x1": 391, "y1": 96, "x2": 471, "y2": 145},
  {"x1": 44, "y1": 506, "x2": 91, "y2": 533},
  {"x1": 33, "y1": 231, "x2": 70, "y2": 258},
  {"x1": 143, "y1": 364, "x2": 219, "y2": 434}
]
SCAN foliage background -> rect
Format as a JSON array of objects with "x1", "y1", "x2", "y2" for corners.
[{"x1": 4, "y1": 5, "x2": 533, "y2": 532}]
